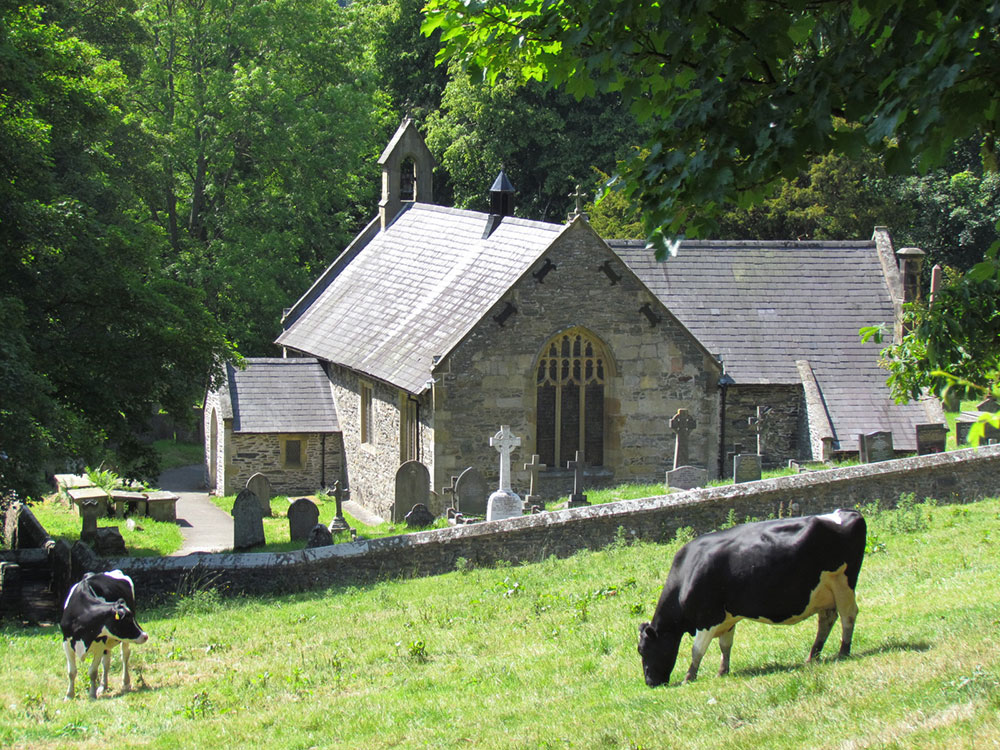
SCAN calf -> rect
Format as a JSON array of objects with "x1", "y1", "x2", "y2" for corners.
[
  {"x1": 61, "y1": 570, "x2": 149, "y2": 699},
  {"x1": 638, "y1": 509, "x2": 866, "y2": 687}
]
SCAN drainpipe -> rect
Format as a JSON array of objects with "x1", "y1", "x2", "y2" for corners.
[
  {"x1": 717, "y1": 373, "x2": 735, "y2": 478},
  {"x1": 408, "y1": 394, "x2": 422, "y2": 462},
  {"x1": 321, "y1": 433, "x2": 326, "y2": 488}
]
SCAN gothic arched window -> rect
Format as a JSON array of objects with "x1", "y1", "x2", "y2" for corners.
[{"x1": 535, "y1": 328, "x2": 611, "y2": 469}]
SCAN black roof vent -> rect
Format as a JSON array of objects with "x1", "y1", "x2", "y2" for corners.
[{"x1": 484, "y1": 170, "x2": 516, "y2": 238}]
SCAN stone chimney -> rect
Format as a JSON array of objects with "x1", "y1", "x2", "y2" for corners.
[
  {"x1": 483, "y1": 170, "x2": 515, "y2": 238},
  {"x1": 896, "y1": 246, "x2": 926, "y2": 304},
  {"x1": 378, "y1": 118, "x2": 435, "y2": 231}
]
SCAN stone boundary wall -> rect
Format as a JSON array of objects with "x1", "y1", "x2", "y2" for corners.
[{"x1": 94, "y1": 445, "x2": 1000, "y2": 604}]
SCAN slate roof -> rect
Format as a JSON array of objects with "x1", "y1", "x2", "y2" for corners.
[
  {"x1": 277, "y1": 203, "x2": 565, "y2": 394},
  {"x1": 227, "y1": 358, "x2": 338, "y2": 434},
  {"x1": 610, "y1": 240, "x2": 928, "y2": 451}
]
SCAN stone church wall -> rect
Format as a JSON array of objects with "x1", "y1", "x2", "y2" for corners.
[
  {"x1": 327, "y1": 363, "x2": 433, "y2": 519},
  {"x1": 432, "y1": 220, "x2": 721, "y2": 500},
  {"x1": 723, "y1": 384, "x2": 807, "y2": 474}
]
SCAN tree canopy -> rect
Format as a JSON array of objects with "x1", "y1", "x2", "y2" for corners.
[{"x1": 424, "y1": 0, "x2": 1000, "y2": 254}]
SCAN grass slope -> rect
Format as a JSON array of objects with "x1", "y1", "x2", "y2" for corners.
[{"x1": 2, "y1": 498, "x2": 998, "y2": 749}]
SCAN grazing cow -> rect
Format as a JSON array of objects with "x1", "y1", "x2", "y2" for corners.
[
  {"x1": 638, "y1": 509, "x2": 866, "y2": 687},
  {"x1": 61, "y1": 570, "x2": 149, "y2": 699}
]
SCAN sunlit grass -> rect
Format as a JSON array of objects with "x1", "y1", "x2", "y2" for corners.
[{"x1": 3, "y1": 497, "x2": 998, "y2": 749}]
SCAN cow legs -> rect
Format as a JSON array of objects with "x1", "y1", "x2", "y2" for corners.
[
  {"x1": 121, "y1": 643, "x2": 132, "y2": 692},
  {"x1": 808, "y1": 608, "x2": 838, "y2": 661},
  {"x1": 63, "y1": 641, "x2": 77, "y2": 700},
  {"x1": 87, "y1": 651, "x2": 102, "y2": 699},
  {"x1": 96, "y1": 647, "x2": 112, "y2": 697},
  {"x1": 685, "y1": 628, "x2": 716, "y2": 682},
  {"x1": 718, "y1": 625, "x2": 736, "y2": 676},
  {"x1": 834, "y1": 585, "x2": 859, "y2": 658}
]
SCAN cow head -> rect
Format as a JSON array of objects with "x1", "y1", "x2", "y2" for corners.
[
  {"x1": 637, "y1": 621, "x2": 681, "y2": 687},
  {"x1": 104, "y1": 600, "x2": 149, "y2": 644}
]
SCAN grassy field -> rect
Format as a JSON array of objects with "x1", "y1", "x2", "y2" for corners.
[
  {"x1": 2, "y1": 497, "x2": 997, "y2": 749},
  {"x1": 29, "y1": 499, "x2": 183, "y2": 558}
]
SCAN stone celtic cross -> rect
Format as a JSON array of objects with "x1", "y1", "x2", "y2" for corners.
[
  {"x1": 490, "y1": 425, "x2": 521, "y2": 493},
  {"x1": 747, "y1": 405, "x2": 773, "y2": 456},
  {"x1": 670, "y1": 408, "x2": 697, "y2": 468}
]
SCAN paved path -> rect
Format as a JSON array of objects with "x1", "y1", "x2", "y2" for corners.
[{"x1": 157, "y1": 465, "x2": 233, "y2": 555}]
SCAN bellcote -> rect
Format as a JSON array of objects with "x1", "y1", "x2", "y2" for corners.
[{"x1": 379, "y1": 118, "x2": 435, "y2": 231}]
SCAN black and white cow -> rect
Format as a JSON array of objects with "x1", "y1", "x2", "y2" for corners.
[
  {"x1": 638, "y1": 509, "x2": 866, "y2": 687},
  {"x1": 61, "y1": 570, "x2": 149, "y2": 699}
]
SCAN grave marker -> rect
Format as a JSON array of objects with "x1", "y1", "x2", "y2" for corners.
[
  {"x1": 915, "y1": 423, "x2": 948, "y2": 455},
  {"x1": 247, "y1": 473, "x2": 274, "y2": 517},
  {"x1": 307, "y1": 524, "x2": 334, "y2": 548},
  {"x1": 666, "y1": 465, "x2": 707, "y2": 491},
  {"x1": 567, "y1": 451, "x2": 590, "y2": 507},
  {"x1": 287, "y1": 497, "x2": 319, "y2": 541},
  {"x1": 328, "y1": 480, "x2": 351, "y2": 533},
  {"x1": 670, "y1": 409, "x2": 697, "y2": 469},
  {"x1": 455, "y1": 467, "x2": 488, "y2": 517},
  {"x1": 747, "y1": 405, "x2": 774, "y2": 456},
  {"x1": 232, "y1": 488, "x2": 265, "y2": 550},
  {"x1": 733, "y1": 454, "x2": 762, "y2": 483},
  {"x1": 393, "y1": 461, "x2": 430, "y2": 523},
  {"x1": 523, "y1": 454, "x2": 546, "y2": 508},
  {"x1": 487, "y1": 425, "x2": 523, "y2": 522},
  {"x1": 405, "y1": 503, "x2": 435, "y2": 528},
  {"x1": 860, "y1": 431, "x2": 894, "y2": 463}
]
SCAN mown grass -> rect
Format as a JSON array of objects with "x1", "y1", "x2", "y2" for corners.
[{"x1": 2, "y1": 496, "x2": 998, "y2": 749}]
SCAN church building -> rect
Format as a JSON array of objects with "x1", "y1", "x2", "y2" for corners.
[{"x1": 204, "y1": 119, "x2": 941, "y2": 516}]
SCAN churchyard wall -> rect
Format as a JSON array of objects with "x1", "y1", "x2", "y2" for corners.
[
  {"x1": 96, "y1": 445, "x2": 1000, "y2": 602},
  {"x1": 432, "y1": 220, "x2": 721, "y2": 499}
]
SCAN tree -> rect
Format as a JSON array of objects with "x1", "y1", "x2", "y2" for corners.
[
  {"x1": 1, "y1": 4, "x2": 232, "y2": 498},
  {"x1": 423, "y1": 0, "x2": 1000, "y2": 254}
]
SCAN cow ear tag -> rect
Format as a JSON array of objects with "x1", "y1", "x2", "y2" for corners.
[{"x1": 115, "y1": 611, "x2": 121, "y2": 620}]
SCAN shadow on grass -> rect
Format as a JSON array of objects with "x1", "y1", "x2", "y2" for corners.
[{"x1": 730, "y1": 639, "x2": 933, "y2": 679}]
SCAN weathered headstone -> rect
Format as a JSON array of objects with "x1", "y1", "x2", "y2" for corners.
[
  {"x1": 455, "y1": 467, "x2": 488, "y2": 517},
  {"x1": 93, "y1": 527, "x2": 127, "y2": 556},
  {"x1": 915, "y1": 423, "x2": 949, "y2": 455},
  {"x1": 487, "y1": 425, "x2": 523, "y2": 522},
  {"x1": 288, "y1": 497, "x2": 319, "y2": 541},
  {"x1": 328, "y1": 480, "x2": 351, "y2": 533},
  {"x1": 670, "y1": 409, "x2": 696, "y2": 469},
  {"x1": 232, "y1": 488, "x2": 265, "y2": 550},
  {"x1": 666, "y1": 465, "x2": 707, "y2": 490},
  {"x1": 307, "y1": 524, "x2": 334, "y2": 548},
  {"x1": 567, "y1": 451, "x2": 590, "y2": 507},
  {"x1": 523, "y1": 454, "x2": 546, "y2": 508},
  {"x1": 977, "y1": 397, "x2": 999, "y2": 413},
  {"x1": 733, "y1": 454, "x2": 762, "y2": 483},
  {"x1": 247, "y1": 473, "x2": 274, "y2": 517},
  {"x1": 747, "y1": 405, "x2": 774, "y2": 456},
  {"x1": 393, "y1": 461, "x2": 430, "y2": 523},
  {"x1": 405, "y1": 503, "x2": 435, "y2": 528},
  {"x1": 861, "y1": 431, "x2": 894, "y2": 463},
  {"x1": 79, "y1": 498, "x2": 101, "y2": 542}
]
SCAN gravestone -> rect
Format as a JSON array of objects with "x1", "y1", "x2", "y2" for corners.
[
  {"x1": 405, "y1": 503, "x2": 435, "y2": 528},
  {"x1": 394, "y1": 461, "x2": 430, "y2": 523},
  {"x1": 246, "y1": 473, "x2": 274, "y2": 517},
  {"x1": 915, "y1": 423, "x2": 949, "y2": 455},
  {"x1": 523, "y1": 454, "x2": 546, "y2": 509},
  {"x1": 487, "y1": 425, "x2": 523, "y2": 522},
  {"x1": 307, "y1": 524, "x2": 334, "y2": 548},
  {"x1": 287, "y1": 497, "x2": 319, "y2": 541},
  {"x1": 93, "y1": 527, "x2": 126, "y2": 556},
  {"x1": 441, "y1": 475, "x2": 459, "y2": 512},
  {"x1": 79, "y1": 499, "x2": 101, "y2": 542},
  {"x1": 455, "y1": 467, "x2": 488, "y2": 517},
  {"x1": 978, "y1": 397, "x2": 999, "y2": 413},
  {"x1": 666, "y1": 465, "x2": 707, "y2": 491},
  {"x1": 144, "y1": 491, "x2": 178, "y2": 522},
  {"x1": 567, "y1": 451, "x2": 590, "y2": 507},
  {"x1": 860, "y1": 431, "x2": 894, "y2": 463},
  {"x1": 733, "y1": 454, "x2": 762, "y2": 483},
  {"x1": 232, "y1": 488, "x2": 265, "y2": 550},
  {"x1": 669, "y1": 409, "x2": 697, "y2": 469},
  {"x1": 328, "y1": 481, "x2": 351, "y2": 533},
  {"x1": 68, "y1": 487, "x2": 109, "y2": 518}
]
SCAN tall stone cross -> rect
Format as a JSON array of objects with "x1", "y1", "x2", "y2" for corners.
[
  {"x1": 523, "y1": 454, "x2": 546, "y2": 504},
  {"x1": 747, "y1": 405, "x2": 773, "y2": 456},
  {"x1": 567, "y1": 451, "x2": 590, "y2": 507},
  {"x1": 670, "y1": 408, "x2": 697, "y2": 469},
  {"x1": 490, "y1": 425, "x2": 521, "y2": 493},
  {"x1": 329, "y1": 480, "x2": 351, "y2": 532}
]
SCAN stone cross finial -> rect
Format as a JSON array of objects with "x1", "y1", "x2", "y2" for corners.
[
  {"x1": 669, "y1": 408, "x2": 697, "y2": 468},
  {"x1": 568, "y1": 185, "x2": 586, "y2": 219},
  {"x1": 490, "y1": 425, "x2": 521, "y2": 492},
  {"x1": 747, "y1": 405, "x2": 773, "y2": 456}
]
